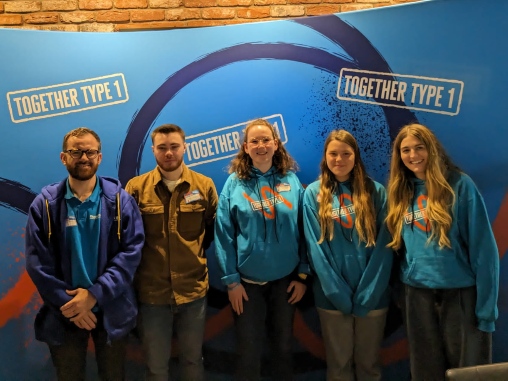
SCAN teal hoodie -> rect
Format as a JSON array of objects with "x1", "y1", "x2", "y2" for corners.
[
  {"x1": 303, "y1": 179, "x2": 393, "y2": 316},
  {"x1": 214, "y1": 167, "x2": 309, "y2": 285},
  {"x1": 400, "y1": 171, "x2": 499, "y2": 332}
]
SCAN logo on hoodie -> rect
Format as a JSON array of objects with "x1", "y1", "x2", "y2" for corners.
[
  {"x1": 243, "y1": 186, "x2": 293, "y2": 219},
  {"x1": 331, "y1": 193, "x2": 355, "y2": 228},
  {"x1": 404, "y1": 194, "x2": 429, "y2": 232}
]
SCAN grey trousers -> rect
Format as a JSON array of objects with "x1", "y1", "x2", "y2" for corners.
[
  {"x1": 403, "y1": 285, "x2": 492, "y2": 381},
  {"x1": 317, "y1": 307, "x2": 388, "y2": 381}
]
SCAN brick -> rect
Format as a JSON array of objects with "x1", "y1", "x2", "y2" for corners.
[
  {"x1": 149, "y1": 0, "x2": 181, "y2": 8},
  {"x1": 0, "y1": 14, "x2": 23, "y2": 25},
  {"x1": 184, "y1": 0, "x2": 216, "y2": 8},
  {"x1": 60, "y1": 11, "x2": 95, "y2": 23},
  {"x1": 254, "y1": 0, "x2": 285, "y2": 5},
  {"x1": 288, "y1": 0, "x2": 320, "y2": 4},
  {"x1": 237, "y1": 7, "x2": 269, "y2": 18},
  {"x1": 306, "y1": 4, "x2": 340, "y2": 15},
  {"x1": 24, "y1": 12, "x2": 59, "y2": 23},
  {"x1": 357, "y1": 0, "x2": 386, "y2": 2},
  {"x1": 40, "y1": 24, "x2": 80, "y2": 30},
  {"x1": 270, "y1": 5, "x2": 304, "y2": 17},
  {"x1": 116, "y1": 20, "x2": 177, "y2": 30},
  {"x1": 79, "y1": 0, "x2": 113, "y2": 10},
  {"x1": 340, "y1": 4, "x2": 373, "y2": 11},
  {"x1": 114, "y1": 0, "x2": 148, "y2": 9},
  {"x1": 41, "y1": 1, "x2": 78, "y2": 11},
  {"x1": 202, "y1": 7, "x2": 234, "y2": 19},
  {"x1": 217, "y1": 0, "x2": 251, "y2": 6},
  {"x1": 80, "y1": 22, "x2": 114, "y2": 31},
  {"x1": 96, "y1": 10, "x2": 130, "y2": 22},
  {"x1": 4, "y1": 1, "x2": 41, "y2": 13},
  {"x1": 322, "y1": 0, "x2": 351, "y2": 3},
  {"x1": 0, "y1": 3, "x2": 4, "y2": 12},
  {"x1": 131, "y1": 9, "x2": 164, "y2": 21},
  {"x1": 165, "y1": 8, "x2": 200, "y2": 20}
]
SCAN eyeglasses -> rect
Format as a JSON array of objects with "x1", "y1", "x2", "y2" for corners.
[
  {"x1": 248, "y1": 138, "x2": 273, "y2": 148},
  {"x1": 64, "y1": 149, "x2": 100, "y2": 159}
]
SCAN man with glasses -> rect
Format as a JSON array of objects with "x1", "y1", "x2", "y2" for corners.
[
  {"x1": 25, "y1": 127, "x2": 145, "y2": 381},
  {"x1": 125, "y1": 124, "x2": 218, "y2": 381}
]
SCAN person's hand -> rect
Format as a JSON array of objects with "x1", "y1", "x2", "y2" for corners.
[
  {"x1": 60, "y1": 288, "x2": 97, "y2": 319},
  {"x1": 287, "y1": 281, "x2": 306, "y2": 304},
  {"x1": 72, "y1": 310, "x2": 98, "y2": 331},
  {"x1": 228, "y1": 283, "x2": 249, "y2": 315}
]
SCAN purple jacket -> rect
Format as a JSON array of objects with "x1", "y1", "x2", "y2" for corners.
[{"x1": 25, "y1": 176, "x2": 144, "y2": 345}]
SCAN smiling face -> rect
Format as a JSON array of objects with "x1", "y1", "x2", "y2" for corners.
[
  {"x1": 325, "y1": 140, "x2": 355, "y2": 182},
  {"x1": 400, "y1": 135, "x2": 428, "y2": 179},
  {"x1": 60, "y1": 133, "x2": 102, "y2": 181},
  {"x1": 243, "y1": 124, "x2": 278, "y2": 173}
]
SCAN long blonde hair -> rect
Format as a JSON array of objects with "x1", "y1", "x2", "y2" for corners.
[
  {"x1": 229, "y1": 119, "x2": 297, "y2": 179},
  {"x1": 386, "y1": 123, "x2": 460, "y2": 249},
  {"x1": 317, "y1": 130, "x2": 377, "y2": 246}
]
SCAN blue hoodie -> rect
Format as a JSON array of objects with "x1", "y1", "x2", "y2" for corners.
[
  {"x1": 25, "y1": 176, "x2": 145, "y2": 345},
  {"x1": 400, "y1": 171, "x2": 499, "y2": 332},
  {"x1": 303, "y1": 179, "x2": 393, "y2": 316},
  {"x1": 214, "y1": 167, "x2": 309, "y2": 285}
]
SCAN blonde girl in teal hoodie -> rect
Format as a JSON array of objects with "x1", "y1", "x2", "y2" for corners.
[
  {"x1": 386, "y1": 123, "x2": 499, "y2": 381},
  {"x1": 303, "y1": 130, "x2": 393, "y2": 381}
]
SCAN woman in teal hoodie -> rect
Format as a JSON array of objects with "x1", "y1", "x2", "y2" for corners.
[
  {"x1": 303, "y1": 130, "x2": 393, "y2": 381},
  {"x1": 386, "y1": 123, "x2": 499, "y2": 381},
  {"x1": 214, "y1": 119, "x2": 310, "y2": 381}
]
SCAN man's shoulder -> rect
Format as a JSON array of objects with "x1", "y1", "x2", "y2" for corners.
[
  {"x1": 125, "y1": 168, "x2": 158, "y2": 190},
  {"x1": 184, "y1": 166, "x2": 215, "y2": 188}
]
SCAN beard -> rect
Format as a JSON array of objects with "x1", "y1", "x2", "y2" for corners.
[
  {"x1": 66, "y1": 161, "x2": 99, "y2": 181},
  {"x1": 156, "y1": 155, "x2": 183, "y2": 173}
]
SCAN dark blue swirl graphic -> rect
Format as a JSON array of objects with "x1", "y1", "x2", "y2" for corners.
[{"x1": 118, "y1": 15, "x2": 417, "y2": 184}]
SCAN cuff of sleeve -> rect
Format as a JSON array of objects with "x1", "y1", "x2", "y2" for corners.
[
  {"x1": 298, "y1": 263, "x2": 311, "y2": 275},
  {"x1": 222, "y1": 273, "x2": 241, "y2": 287},
  {"x1": 478, "y1": 319, "x2": 495, "y2": 333}
]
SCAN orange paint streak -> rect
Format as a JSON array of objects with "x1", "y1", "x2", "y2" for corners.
[
  {"x1": 204, "y1": 305, "x2": 234, "y2": 341},
  {"x1": 493, "y1": 192, "x2": 508, "y2": 259},
  {"x1": 0, "y1": 269, "x2": 37, "y2": 327},
  {"x1": 293, "y1": 309, "x2": 326, "y2": 360},
  {"x1": 380, "y1": 338, "x2": 409, "y2": 365}
]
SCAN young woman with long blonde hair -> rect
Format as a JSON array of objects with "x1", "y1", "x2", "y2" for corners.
[
  {"x1": 386, "y1": 123, "x2": 499, "y2": 381},
  {"x1": 303, "y1": 129, "x2": 393, "y2": 381}
]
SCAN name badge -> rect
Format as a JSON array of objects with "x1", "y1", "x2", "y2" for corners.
[
  {"x1": 66, "y1": 217, "x2": 77, "y2": 227},
  {"x1": 184, "y1": 190, "x2": 203, "y2": 203},
  {"x1": 276, "y1": 183, "x2": 291, "y2": 192}
]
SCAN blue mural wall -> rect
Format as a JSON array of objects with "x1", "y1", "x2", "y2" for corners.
[{"x1": 0, "y1": 0, "x2": 507, "y2": 379}]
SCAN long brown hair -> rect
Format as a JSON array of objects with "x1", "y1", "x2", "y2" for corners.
[
  {"x1": 229, "y1": 118, "x2": 298, "y2": 179},
  {"x1": 317, "y1": 130, "x2": 376, "y2": 246},
  {"x1": 386, "y1": 123, "x2": 460, "y2": 249}
]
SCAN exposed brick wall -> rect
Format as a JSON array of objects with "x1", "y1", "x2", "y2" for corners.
[{"x1": 0, "y1": 0, "x2": 421, "y2": 31}]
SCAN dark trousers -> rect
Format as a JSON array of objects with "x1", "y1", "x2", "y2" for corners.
[
  {"x1": 234, "y1": 276, "x2": 296, "y2": 381},
  {"x1": 403, "y1": 285, "x2": 492, "y2": 381},
  {"x1": 48, "y1": 318, "x2": 128, "y2": 381}
]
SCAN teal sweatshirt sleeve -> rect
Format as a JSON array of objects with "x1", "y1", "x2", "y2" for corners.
[
  {"x1": 458, "y1": 176, "x2": 499, "y2": 332},
  {"x1": 303, "y1": 185, "x2": 353, "y2": 313},
  {"x1": 352, "y1": 184, "x2": 394, "y2": 316},
  {"x1": 214, "y1": 176, "x2": 240, "y2": 286}
]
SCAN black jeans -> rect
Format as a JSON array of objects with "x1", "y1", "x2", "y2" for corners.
[
  {"x1": 234, "y1": 276, "x2": 296, "y2": 381},
  {"x1": 403, "y1": 285, "x2": 492, "y2": 381},
  {"x1": 48, "y1": 316, "x2": 128, "y2": 381}
]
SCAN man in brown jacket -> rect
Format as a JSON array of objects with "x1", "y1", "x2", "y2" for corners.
[{"x1": 125, "y1": 124, "x2": 218, "y2": 381}]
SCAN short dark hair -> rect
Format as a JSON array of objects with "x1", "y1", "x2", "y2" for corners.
[
  {"x1": 151, "y1": 124, "x2": 185, "y2": 144},
  {"x1": 62, "y1": 127, "x2": 101, "y2": 151}
]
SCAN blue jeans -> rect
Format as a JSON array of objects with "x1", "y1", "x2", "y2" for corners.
[
  {"x1": 235, "y1": 276, "x2": 296, "y2": 381},
  {"x1": 48, "y1": 316, "x2": 128, "y2": 381},
  {"x1": 138, "y1": 297, "x2": 207, "y2": 381}
]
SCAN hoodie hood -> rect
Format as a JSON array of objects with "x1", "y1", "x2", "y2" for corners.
[{"x1": 41, "y1": 176, "x2": 122, "y2": 203}]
